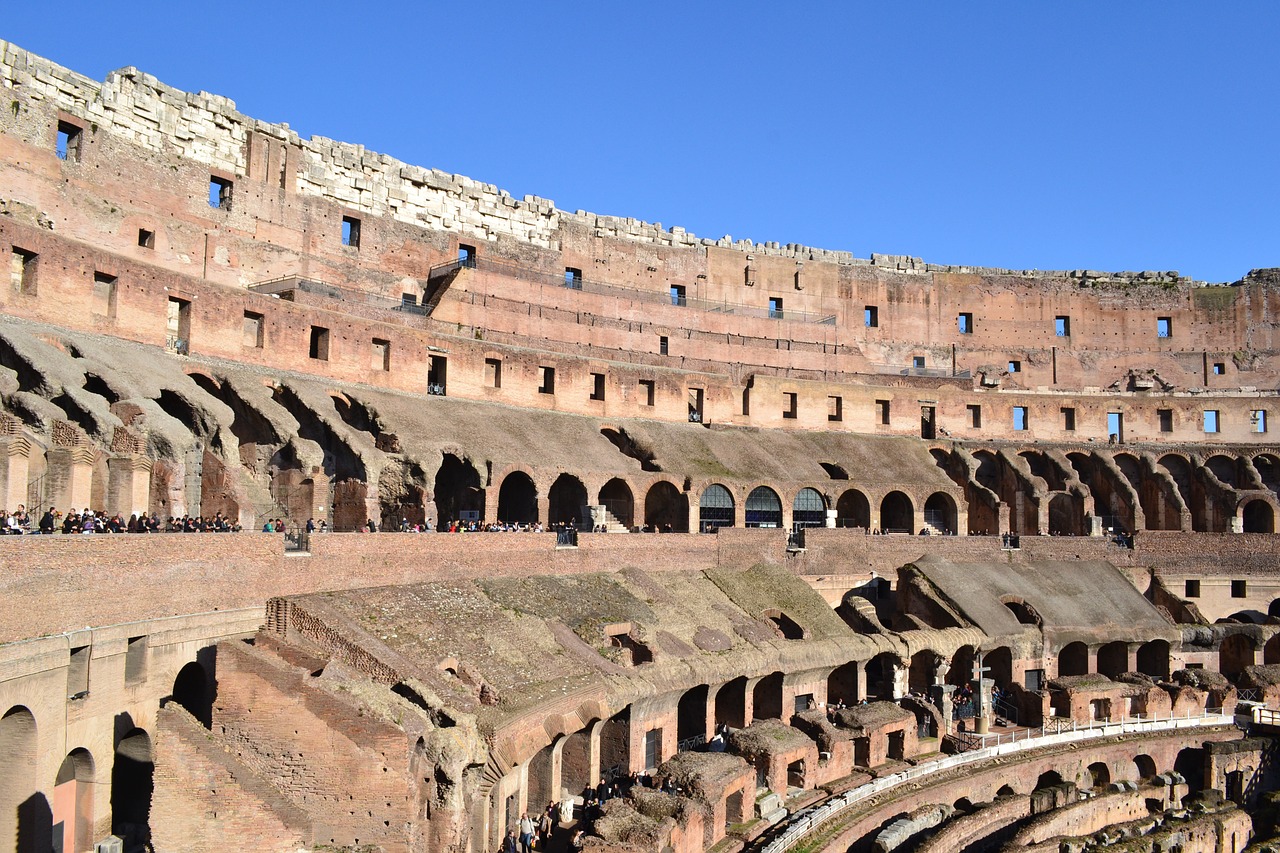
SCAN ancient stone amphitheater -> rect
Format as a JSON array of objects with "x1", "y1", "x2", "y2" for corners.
[{"x1": 1, "y1": 40, "x2": 1278, "y2": 853}]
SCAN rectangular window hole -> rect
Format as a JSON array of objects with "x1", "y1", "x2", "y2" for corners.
[
  {"x1": 1061, "y1": 407, "x2": 1076, "y2": 431},
  {"x1": 243, "y1": 311, "x2": 264, "y2": 348},
  {"x1": 876, "y1": 399, "x2": 890, "y2": 426},
  {"x1": 1232, "y1": 579, "x2": 1247, "y2": 598},
  {"x1": 783, "y1": 392, "x2": 797, "y2": 419},
  {"x1": 1013, "y1": 406, "x2": 1028, "y2": 431},
  {"x1": 484, "y1": 357, "x2": 502, "y2": 388},
  {"x1": 308, "y1": 326, "x2": 330, "y2": 361},
  {"x1": 341, "y1": 215, "x2": 361, "y2": 248},
  {"x1": 11, "y1": 247, "x2": 37, "y2": 294},
  {"x1": 1159, "y1": 409, "x2": 1173, "y2": 433},
  {"x1": 1204, "y1": 410, "x2": 1220, "y2": 433},
  {"x1": 1185, "y1": 579, "x2": 1201, "y2": 598},
  {"x1": 371, "y1": 338, "x2": 390, "y2": 371},
  {"x1": 828, "y1": 395, "x2": 842, "y2": 422},
  {"x1": 209, "y1": 175, "x2": 233, "y2": 210},
  {"x1": 539, "y1": 366, "x2": 556, "y2": 395},
  {"x1": 640, "y1": 379, "x2": 655, "y2": 407},
  {"x1": 864, "y1": 305, "x2": 878, "y2": 328},
  {"x1": 564, "y1": 267, "x2": 583, "y2": 289},
  {"x1": 1157, "y1": 317, "x2": 1172, "y2": 338},
  {"x1": 1055, "y1": 316, "x2": 1070, "y2": 337},
  {"x1": 659, "y1": 335, "x2": 669, "y2": 356},
  {"x1": 590, "y1": 372, "x2": 605, "y2": 401},
  {"x1": 92, "y1": 271, "x2": 118, "y2": 319},
  {"x1": 427, "y1": 355, "x2": 447, "y2": 396},
  {"x1": 968, "y1": 404, "x2": 982, "y2": 429},
  {"x1": 57, "y1": 120, "x2": 83, "y2": 162},
  {"x1": 137, "y1": 228, "x2": 155, "y2": 249},
  {"x1": 958, "y1": 312, "x2": 973, "y2": 334}
]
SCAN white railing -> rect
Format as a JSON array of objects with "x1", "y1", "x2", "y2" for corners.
[{"x1": 757, "y1": 710, "x2": 1234, "y2": 853}]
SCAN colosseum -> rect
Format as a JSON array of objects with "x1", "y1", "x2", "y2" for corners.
[{"x1": 0, "y1": 39, "x2": 1278, "y2": 853}]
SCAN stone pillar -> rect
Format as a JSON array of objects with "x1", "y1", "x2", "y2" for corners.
[
  {"x1": 0, "y1": 437, "x2": 31, "y2": 511},
  {"x1": 549, "y1": 738, "x2": 565, "y2": 803},
  {"x1": 586, "y1": 720, "x2": 605, "y2": 788},
  {"x1": 107, "y1": 454, "x2": 153, "y2": 517},
  {"x1": 537, "y1": 497, "x2": 551, "y2": 527},
  {"x1": 742, "y1": 676, "x2": 761, "y2": 724},
  {"x1": 856, "y1": 662, "x2": 868, "y2": 702},
  {"x1": 47, "y1": 446, "x2": 97, "y2": 512},
  {"x1": 890, "y1": 660, "x2": 908, "y2": 700},
  {"x1": 483, "y1": 488, "x2": 498, "y2": 525},
  {"x1": 1087, "y1": 515, "x2": 1104, "y2": 536},
  {"x1": 868, "y1": 507, "x2": 882, "y2": 533},
  {"x1": 825, "y1": 508, "x2": 837, "y2": 528},
  {"x1": 975, "y1": 677, "x2": 994, "y2": 734},
  {"x1": 931, "y1": 683, "x2": 955, "y2": 734}
]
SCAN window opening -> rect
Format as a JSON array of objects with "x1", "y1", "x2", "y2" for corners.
[
  {"x1": 912, "y1": 356, "x2": 925, "y2": 369},
  {"x1": 876, "y1": 399, "x2": 890, "y2": 426},
  {"x1": 564, "y1": 267, "x2": 583, "y2": 289},
  {"x1": 166, "y1": 297, "x2": 191, "y2": 354},
  {"x1": 670, "y1": 284, "x2": 686, "y2": 306},
  {"x1": 1055, "y1": 316, "x2": 1070, "y2": 337},
  {"x1": 921, "y1": 405, "x2": 936, "y2": 439},
  {"x1": 828, "y1": 395, "x2": 842, "y2": 422},
  {"x1": 1213, "y1": 362, "x2": 1225, "y2": 375},
  {"x1": 1253, "y1": 410, "x2": 1268, "y2": 433},
  {"x1": 209, "y1": 175, "x2": 233, "y2": 210},
  {"x1": 372, "y1": 338, "x2": 390, "y2": 371},
  {"x1": 427, "y1": 355, "x2": 448, "y2": 396},
  {"x1": 1159, "y1": 409, "x2": 1173, "y2": 433},
  {"x1": 137, "y1": 228, "x2": 155, "y2": 249},
  {"x1": 1008, "y1": 360, "x2": 1021, "y2": 373},
  {"x1": 458, "y1": 244, "x2": 477, "y2": 267},
  {"x1": 768, "y1": 297, "x2": 783, "y2": 319},
  {"x1": 659, "y1": 335, "x2": 669, "y2": 356},
  {"x1": 590, "y1": 372, "x2": 605, "y2": 401},
  {"x1": 958, "y1": 312, "x2": 973, "y2": 334},
  {"x1": 1107, "y1": 412, "x2": 1124, "y2": 444},
  {"x1": 92, "y1": 271, "x2": 118, "y2": 318},
  {"x1": 1185, "y1": 579, "x2": 1201, "y2": 598},
  {"x1": 639, "y1": 379, "x2": 655, "y2": 407},
  {"x1": 242, "y1": 311, "x2": 264, "y2": 348},
  {"x1": 1061, "y1": 407, "x2": 1076, "y2": 431},
  {"x1": 783, "y1": 392, "x2": 797, "y2": 420},
  {"x1": 1204, "y1": 410, "x2": 1220, "y2": 433},
  {"x1": 308, "y1": 326, "x2": 330, "y2": 361},
  {"x1": 11, "y1": 247, "x2": 37, "y2": 294},
  {"x1": 967, "y1": 404, "x2": 982, "y2": 429},
  {"x1": 484, "y1": 358, "x2": 502, "y2": 388},
  {"x1": 341, "y1": 215, "x2": 361, "y2": 248},
  {"x1": 57, "y1": 120, "x2": 83, "y2": 162},
  {"x1": 864, "y1": 305, "x2": 878, "y2": 328},
  {"x1": 688, "y1": 388, "x2": 704, "y2": 423},
  {"x1": 538, "y1": 366, "x2": 556, "y2": 395},
  {"x1": 1157, "y1": 317, "x2": 1172, "y2": 338},
  {"x1": 1232, "y1": 579, "x2": 1247, "y2": 598},
  {"x1": 1013, "y1": 406, "x2": 1028, "y2": 431}
]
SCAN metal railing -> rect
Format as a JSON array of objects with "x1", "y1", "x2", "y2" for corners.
[
  {"x1": 165, "y1": 335, "x2": 189, "y2": 355},
  {"x1": 283, "y1": 528, "x2": 310, "y2": 553},
  {"x1": 426, "y1": 255, "x2": 840, "y2": 325},
  {"x1": 248, "y1": 275, "x2": 429, "y2": 316},
  {"x1": 755, "y1": 709, "x2": 1234, "y2": 853},
  {"x1": 427, "y1": 384, "x2": 446, "y2": 396}
]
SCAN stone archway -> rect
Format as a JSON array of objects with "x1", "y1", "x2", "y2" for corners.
[
  {"x1": 496, "y1": 471, "x2": 537, "y2": 524},
  {"x1": 434, "y1": 453, "x2": 485, "y2": 526},
  {"x1": 745, "y1": 486, "x2": 783, "y2": 528},
  {"x1": 598, "y1": 478, "x2": 635, "y2": 529},
  {"x1": 171, "y1": 660, "x2": 212, "y2": 728},
  {"x1": 0, "y1": 707, "x2": 41, "y2": 853},
  {"x1": 1220, "y1": 633, "x2": 1257, "y2": 679},
  {"x1": 836, "y1": 489, "x2": 871, "y2": 529},
  {"x1": 54, "y1": 748, "x2": 95, "y2": 853},
  {"x1": 112, "y1": 729, "x2": 154, "y2": 853},
  {"x1": 548, "y1": 474, "x2": 588, "y2": 527},
  {"x1": 923, "y1": 492, "x2": 957, "y2": 534},
  {"x1": 792, "y1": 488, "x2": 827, "y2": 529},
  {"x1": 880, "y1": 491, "x2": 914, "y2": 533},
  {"x1": 1058, "y1": 642, "x2": 1089, "y2": 677},
  {"x1": 645, "y1": 481, "x2": 689, "y2": 532},
  {"x1": 1243, "y1": 499, "x2": 1275, "y2": 533},
  {"x1": 698, "y1": 484, "x2": 735, "y2": 532}
]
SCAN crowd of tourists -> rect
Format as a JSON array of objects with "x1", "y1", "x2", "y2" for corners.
[
  {"x1": 503, "y1": 772, "x2": 689, "y2": 853},
  {"x1": 0, "y1": 505, "x2": 254, "y2": 534}
]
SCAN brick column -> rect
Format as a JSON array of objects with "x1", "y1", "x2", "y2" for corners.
[
  {"x1": 0, "y1": 436, "x2": 30, "y2": 511},
  {"x1": 47, "y1": 446, "x2": 96, "y2": 512},
  {"x1": 107, "y1": 454, "x2": 153, "y2": 517}
]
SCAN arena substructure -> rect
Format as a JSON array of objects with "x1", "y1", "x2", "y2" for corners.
[{"x1": 0, "y1": 40, "x2": 1280, "y2": 853}]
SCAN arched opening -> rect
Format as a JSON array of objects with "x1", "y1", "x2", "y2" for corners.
[
  {"x1": 1134, "y1": 754, "x2": 1158, "y2": 782},
  {"x1": 827, "y1": 662, "x2": 860, "y2": 707},
  {"x1": 947, "y1": 647, "x2": 976, "y2": 688},
  {"x1": 1003, "y1": 598, "x2": 1042, "y2": 626},
  {"x1": 434, "y1": 454, "x2": 485, "y2": 526},
  {"x1": 1047, "y1": 493, "x2": 1084, "y2": 536},
  {"x1": 496, "y1": 471, "x2": 537, "y2": 524},
  {"x1": 985, "y1": 647, "x2": 1013, "y2": 689},
  {"x1": 879, "y1": 491, "x2": 914, "y2": 533},
  {"x1": 698, "y1": 484, "x2": 735, "y2": 532},
  {"x1": 836, "y1": 489, "x2": 871, "y2": 529},
  {"x1": 1174, "y1": 747, "x2": 1205, "y2": 792},
  {"x1": 1265, "y1": 634, "x2": 1280, "y2": 665},
  {"x1": 644, "y1": 481, "x2": 689, "y2": 532},
  {"x1": 744, "y1": 486, "x2": 783, "y2": 528},
  {"x1": 752, "y1": 672, "x2": 784, "y2": 720},
  {"x1": 54, "y1": 749, "x2": 95, "y2": 853},
  {"x1": 1058, "y1": 642, "x2": 1089, "y2": 677},
  {"x1": 378, "y1": 459, "x2": 430, "y2": 531},
  {"x1": 548, "y1": 474, "x2": 588, "y2": 527},
  {"x1": 1243, "y1": 500, "x2": 1275, "y2": 533},
  {"x1": 0, "y1": 706, "x2": 47, "y2": 853},
  {"x1": 111, "y1": 728, "x2": 153, "y2": 853},
  {"x1": 1034, "y1": 770, "x2": 1064, "y2": 792},
  {"x1": 1097, "y1": 642, "x2": 1129, "y2": 679},
  {"x1": 764, "y1": 610, "x2": 805, "y2": 640},
  {"x1": 867, "y1": 653, "x2": 902, "y2": 701},
  {"x1": 923, "y1": 492, "x2": 957, "y2": 535},
  {"x1": 170, "y1": 660, "x2": 212, "y2": 728},
  {"x1": 526, "y1": 739, "x2": 558, "y2": 810},
  {"x1": 909, "y1": 651, "x2": 936, "y2": 695},
  {"x1": 792, "y1": 488, "x2": 826, "y2": 530},
  {"x1": 1220, "y1": 633, "x2": 1257, "y2": 679},
  {"x1": 1086, "y1": 762, "x2": 1110, "y2": 790},
  {"x1": 996, "y1": 785, "x2": 1018, "y2": 798},
  {"x1": 1206, "y1": 455, "x2": 1240, "y2": 488},
  {"x1": 677, "y1": 685, "x2": 710, "y2": 747},
  {"x1": 715, "y1": 677, "x2": 748, "y2": 729},
  {"x1": 1137, "y1": 640, "x2": 1170, "y2": 679},
  {"x1": 598, "y1": 478, "x2": 635, "y2": 529}
]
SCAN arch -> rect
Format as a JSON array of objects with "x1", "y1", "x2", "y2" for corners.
[
  {"x1": 835, "y1": 489, "x2": 871, "y2": 529},
  {"x1": 996, "y1": 784, "x2": 1018, "y2": 798},
  {"x1": 792, "y1": 488, "x2": 826, "y2": 529},
  {"x1": 496, "y1": 471, "x2": 538, "y2": 524},
  {"x1": 827, "y1": 662, "x2": 860, "y2": 707},
  {"x1": 1002, "y1": 598, "x2": 1042, "y2": 627},
  {"x1": 1034, "y1": 770, "x2": 1064, "y2": 791},
  {"x1": 1220, "y1": 633, "x2": 1257, "y2": 679},
  {"x1": 1265, "y1": 634, "x2": 1280, "y2": 665},
  {"x1": 55, "y1": 748, "x2": 95, "y2": 853},
  {"x1": 1086, "y1": 761, "x2": 1110, "y2": 790},
  {"x1": 973, "y1": 450, "x2": 1001, "y2": 492},
  {"x1": 714, "y1": 677, "x2": 748, "y2": 729},
  {"x1": 879, "y1": 491, "x2": 914, "y2": 533},
  {"x1": 985, "y1": 647, "x2": 1013, "y2": 688},
  {"x1": 112, "y1": 728, "x2": 153, "y2": 853},
  {"x1": 923, "y1": 492, "x2": 957, "y2": 535},
  {"x1": 548, "y1": 474, "x2": 588, "y2": 527},
  {"x1": 1097, "y1": 641, "x2": 1129, "y2": 679},
  {"x1": 645, "y1": 481, "x2": 689, "y2": 532},
  {"x1": 1047, "y1": 493, "x2": 1084, "y2": 536},
  {"x1": 698, "y1": 484, "x2": 735, "y2": 532},
  {"x1": 0, "y1": 706, "x2": 40, "y2": 853},
  {"x1": 1205, "y1": 455, "x2": 1240, "y2": 488},
  {"x1": 1058, "y1": 642, "x2": 1089, "y2": 677},
  {"x1": 744, "y1": 486, "x2": 783, "y2": 528},
  {"x1": 598, "y1": 478, "x2": 635, "y2": 529},
  {"x1": 1137, "y1": 640, "x2": 1170, "y2": 680},
  {"x1": 752, "y1": 672, "x2": 784, "y2": 720},
  {"x1": 1243, "y1": 499, "x2": 1275, "y2": 534},
  {"x1": 171, "y1": 660, "x2": 213, "y2": 728},
  {"x1": 1174, "y1": 747, "x2": 1206, "y2": 792},
  {"x1": 1134, "y1": 754, "x2": 1158, "y2": 781},
  {"x1": 909, "y1": 650, "x2": 936, "y2": 695},
  {"x1": 867, "y1": 653, "x2": 902, "y2": 701},
  {"x1": 677, "y1": 685, "x2": 710, "y2": 746},
  {"x1": 947, "y1": 646, "x2": 975, "y2": 688},
  {"x1": 434, "y1": 453, "x2": 485, "y2": 526}
]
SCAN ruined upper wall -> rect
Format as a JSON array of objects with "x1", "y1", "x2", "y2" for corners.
[{"x1": 0, "y1": 41, "x2": 1210, "y2": 284}]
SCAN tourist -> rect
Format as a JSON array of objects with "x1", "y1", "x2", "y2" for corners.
[{"x1": 518, "y1": 812, "x2": 535, "y2": 853}]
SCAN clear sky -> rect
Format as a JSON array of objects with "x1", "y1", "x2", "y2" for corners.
[{"x1": 5, "y1": 3, "x2": 1278, "y2": 282}]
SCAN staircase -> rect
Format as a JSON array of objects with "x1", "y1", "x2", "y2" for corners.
[{"x1": 599, "y1": 506, "x2": 630, "y2": 533}]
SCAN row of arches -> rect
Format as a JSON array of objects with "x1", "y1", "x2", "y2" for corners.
[{"x1": 0, "y1": 706, "x2": 154, "y2": 853}]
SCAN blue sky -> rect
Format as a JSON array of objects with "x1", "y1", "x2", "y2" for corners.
[{"x1": 6, "y1": 3, "x2": 1278, "y2": 282}]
